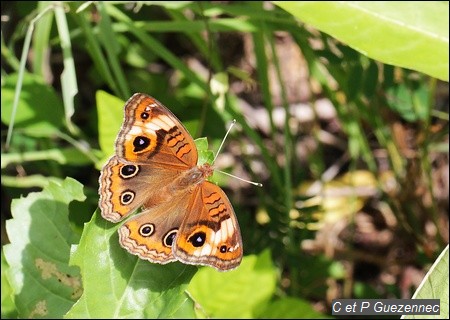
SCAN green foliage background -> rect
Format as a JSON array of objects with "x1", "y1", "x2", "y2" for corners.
[{"x1": 1, "y1": 1, "x2": 448, "y2": 318}]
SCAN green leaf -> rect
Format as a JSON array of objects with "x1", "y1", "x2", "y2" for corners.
[
  {"x1": 1, "y1": 251, "x2": 17, "y2": 319},
  {"x1": 402, "y1": 245, "x2": 449, "y2": 319},
  {"x1": 261, "y1": 297, "x2": 329, "y2": 319},
  {"x1": 1, "y1": 72, "x2": 64, "y2": 134},
  {"x1": 188, "y1": 250, "x2": 277, "y2": 318},
  {"x1": 386, "y1": 81, "x2": 430, "y2": 122},
  {"x1": 96, "y1": 90, "x2": 125, "y2": 157},
  {"x1": 195, "y1": 137, "x2": 214, "y2": 166},
  {"x1": 3, "y1": 178, "x2": 86, "y2": 318},
  {"x1": 274, "y1": 1, "x2": 449, "y2": 81},
  {"x1": 66, "y1": 211, "x2": 197, "y2": 318}
]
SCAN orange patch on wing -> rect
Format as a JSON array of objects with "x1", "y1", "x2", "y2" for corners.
[
  {"x1": 208, "y1": 203, "x2": 227, "y2": 217},
  {"x1": 204, "y1": 192, "x2": 221, "y2": 205},
  {"x1": 167, "y1": 131, "x2": 184, "y2": 147},
  {"x1": 176, "y1": 143, "x2": 192, "y2": 158}
]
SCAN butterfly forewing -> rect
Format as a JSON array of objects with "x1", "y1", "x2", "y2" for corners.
[
  {"x1": 99, "y1": 93, "x2": 200, "y2": 222},
  {"x1": 116, "y1": 94, "x2": 198, "y2": 169}
]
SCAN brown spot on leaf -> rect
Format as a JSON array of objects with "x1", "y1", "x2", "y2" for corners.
[
  {"x1": 35, "y1": 258, "x2": 83, "y2": 300},
  {"x1": 28, "y1": 300, "x2": 47, "y2": 318}
]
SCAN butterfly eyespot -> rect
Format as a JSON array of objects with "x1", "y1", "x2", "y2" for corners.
[
  {"x1": 133, "y1": 136, "x2": 151, "y2": 152},
  {"x1": 120, "y1": 190, "x2": 135, "y2": 205},
  {"x1": 163, "y1": 229, "x2": 178, "y2": 247},
  {"x1": 188, "y1": 231, "x2": 206, "y2": 247},
  {"x1": 140, "y1": 112, "x2": 149, "y2": 120},
  {"x1": 139, "y1": 223, "x2": 155, "y2": 237},
  {"x1": 219, "y1": 245, "x2": 227, "y2": 253},
  {"x1": 120, "y1": 164, "x2": 139, "y2": 178}
]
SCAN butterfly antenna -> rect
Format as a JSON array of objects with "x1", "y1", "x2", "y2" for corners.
[
  {"x1": 217, "y1": 169, "x2": 263, "y2": 187},
  {"x1": 214, "y1": 119, "x2": 236, "y2": 163},
  {"x1": 214, "y1": 119, "x2": 263, "y2": 187}
]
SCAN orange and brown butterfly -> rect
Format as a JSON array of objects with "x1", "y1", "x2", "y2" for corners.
[{"x1": 98, "y1": 93, "x2": 242, "y2": 271}]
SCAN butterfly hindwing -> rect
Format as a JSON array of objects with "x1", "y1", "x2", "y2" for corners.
[
  {"x1": 173, "y1": 181, "x2": 243, "y2": 271},
  {"x1": 99, "y1": 156, "x2": 185, "y2": 222},
  {"x1": 118, "y1": 194, "x2": 189, "y2": 264}
]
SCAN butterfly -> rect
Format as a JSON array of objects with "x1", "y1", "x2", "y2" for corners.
[{"x1": 98, "y1": 93, "x2": 242, "y2": 271}]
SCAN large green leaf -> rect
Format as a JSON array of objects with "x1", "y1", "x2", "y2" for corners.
[
  {"x1": 3, "y1": 178, "x2": 85, "y2": 318},
  {"x1": 403, "y1": 245, "x2": 449, "y2": 319},
  {"x1": 1, "y1": 251, "x2": 17, "y2": 319},
  {"x1": 188, "y1": 250, "x2": 277, "y2": 318},
  {"x1": 66, "y1": 211, "x2": 197, "y2": 318},
  {"x1": 96, "y1": 90, "x2": 125, "y2": 158},
  {"x1": 274, "y1": 1, "x2": 449, "y2": 81},
  {"x1": 1, "y1": 72, "x2": 65, "y2": 135}
]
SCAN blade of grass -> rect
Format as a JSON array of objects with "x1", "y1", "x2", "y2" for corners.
[
  {"x1": 97, "y1": 2, "x2": 130, "y2": 99},
  {"x1": 113, "y1": 18, "x2": 259, "y2": 33},
  {"x1": 73, "y1": 7, "x2": 119, "y2": 96},
  {"x1": 195, "y1": 1, "x2": 225, "y2": 137},
  {"x1": 247, "y1": 3, "x2": 284, "y2": 194},
  {"x1": 165, "y1": 9, "x2": 220, "y2": 70},
  {"x1": 32, "y1": 2, "x2": 53, "y2": 77},
  {"x1": 54, "y1": 3, "x2": 79, "y2": 135},
  {"x1": 1, "y1": 32, "x2": 20, "y2": 71},
  {"x1": 106, "y1": 4, "x2": 210, "y2": 94},
  {"x1": 1, "y1": 175, "x2": 64, "y2": 188},
  {"x1": 251, "y1": 17, "x2": 276, "y2": 138},
  {"x1": 226, "y1": 94, "x2": 284, "y2": 192},
  {"x1": 199, "y1": 2, "x2": 294, "y2": 24},
  {"x1": 5, "y1": 4, "x2": 56, "y2": 149},
  {"x1": 269, "y1": 31, "x2": 294, "y2": 226},
  {"x1": 1, "y1": 148, "x2": 93, "y2": 168}
]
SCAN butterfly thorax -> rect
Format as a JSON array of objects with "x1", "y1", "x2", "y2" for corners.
[{"x1": 174, "y1": 163, "x2": 214, "y2": 190}]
